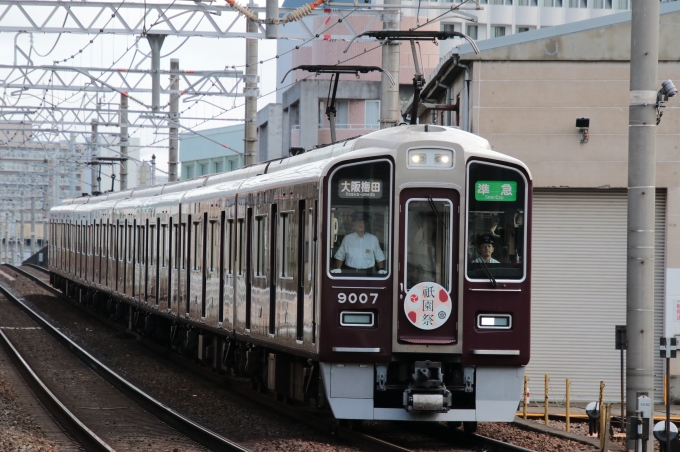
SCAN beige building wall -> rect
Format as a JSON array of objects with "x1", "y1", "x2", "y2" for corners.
[{"x1": 413, "y1": 2, "x2": 680, "y2": 396}]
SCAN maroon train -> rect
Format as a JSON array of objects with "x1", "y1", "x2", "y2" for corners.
[{"x1": 49, "y1": 124, "x2": 531, "y2": 429}]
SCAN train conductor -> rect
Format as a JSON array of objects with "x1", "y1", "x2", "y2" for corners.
[
  {"x1": 472, "y1": 233, "x2": 500, "y2": 264},
  {"x1": 331, "y1": 211, "x2": 387, "y2": 274}
]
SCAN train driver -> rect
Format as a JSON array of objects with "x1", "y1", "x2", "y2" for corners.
[
  {"x1": 331, "y1": 211, "x2": 387, "y2": 274},
  {"x1": 472, "y1": 233, "x2": 500, "y2": 264}
]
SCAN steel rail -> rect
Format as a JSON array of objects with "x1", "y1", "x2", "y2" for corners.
[
  {"x1": 0, "y1": 322, "x2": 114, "y2": 452},
  {"x1": 0, "y1": 265, "x2": 252, "y2": 452},
  {"x1": 12, "y1": 265, "x2": 540, "y2": 452}
]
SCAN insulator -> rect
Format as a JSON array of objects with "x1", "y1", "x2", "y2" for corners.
[
  {"x1": 224, "y1": 0, "x2": 260, "y2": 22},
  {"x1": 281, "y1": 0, "x2": 324, "y2": 23}
]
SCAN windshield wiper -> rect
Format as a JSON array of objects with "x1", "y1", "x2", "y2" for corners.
[
  {"x1": 474, "y1": 249, "x2": 498, "y2": 287},
  {"x1": 426, "y1": 196, "x2": 440, "y2": 225}
]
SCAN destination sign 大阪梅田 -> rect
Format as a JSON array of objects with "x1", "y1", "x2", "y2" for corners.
[{"x1": 338, "y1": 179, "x2": 383, "y2": 199}]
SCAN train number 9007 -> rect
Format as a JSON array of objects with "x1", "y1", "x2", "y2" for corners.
[{"x1": 337, "y1": 293, "x2": 378, "y2": 304}]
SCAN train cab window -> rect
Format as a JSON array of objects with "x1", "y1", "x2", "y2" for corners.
[
  {"x1": 466, "y1": 161, "x2": 527, "y2": 281},
  {"x1": 405, "y1": 199, "x2": 453, "y2": 291},
  {"x1": 328, "y1": 159, "x2": 392, "y2": 279}
]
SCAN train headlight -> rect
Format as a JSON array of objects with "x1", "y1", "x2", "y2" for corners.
[
  {"x1": 407, "y1": 149, "x2": 454, "y2": 169},
  {"x1": 435, "y1": 154, "x2": 451, "y2": 165},
  {"x1": 477, "y1": 314, "x2": 512, "y2": 329}
]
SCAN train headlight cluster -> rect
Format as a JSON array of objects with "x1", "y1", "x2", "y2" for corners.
[{"x1": 407, "y1": 149, "x2": 454, "y2": 169}]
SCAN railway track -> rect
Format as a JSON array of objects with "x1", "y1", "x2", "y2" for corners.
[
  {"x1": 6, "y1": 264, "x2": 540, "y2": 452},
  {"x1": 0, "y1": 269, "x2": 250, "y2": 452}
]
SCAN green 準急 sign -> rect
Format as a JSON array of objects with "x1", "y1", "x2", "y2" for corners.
[{"x1": 475, "y1": 181, "x2": 517, "y2": 201}]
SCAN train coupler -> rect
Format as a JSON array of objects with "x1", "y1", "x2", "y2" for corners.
[{"x1": 403, "y1": 388, "x2": 453, "y2": 413}]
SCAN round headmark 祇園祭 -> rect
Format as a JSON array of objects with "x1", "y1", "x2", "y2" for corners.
[{"x1": 404, "y1": 282, "x2": 452, "y2": 330}]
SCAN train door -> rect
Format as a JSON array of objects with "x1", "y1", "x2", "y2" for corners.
[
  {"x1": 250, "y1": 202, "x2": 269, "y2": 337},
  {"x1": 170, "y1": 212, "x2": 180, "y2": 315},
  {"x1": 397, "y1": 188, "x2": 459, "y2": 344},
  {"x1": 276, "y1": 198, "x2": 297, "y2": 341},
  {"x1": 204, "y1": 208, "x2": 222, "y2": 325},
  {"x1": 117, "y1": 220, "x2": 125, "y2": 294},
  {"x1": 125, "y1": 218, "x2": 134, "y2": 298},
  {"x1": 233, "y1": 197, "x2": 247, "y2": 334},
  {"x1": 179, "y1": 212, "x2": 190, "y2": 316}
]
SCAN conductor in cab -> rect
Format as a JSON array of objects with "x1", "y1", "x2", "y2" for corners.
[
  {"x1": 331, "y1": 211, "x2": 387, "y2": 275},
  {"x1": 472, "y1": 233, "x2": 499, "y2": 264}
]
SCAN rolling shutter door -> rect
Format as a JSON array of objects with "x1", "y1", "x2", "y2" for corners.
[{"x1": 528, "y1": 189, "x2": 665, "y2": 402}]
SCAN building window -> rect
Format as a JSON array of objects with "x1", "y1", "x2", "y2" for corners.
[
  {"x1": 185, "y1": 165, "x2": 193, "y2": 179},
  {"x1": 592, "y1": 0, "x2": 612, "y2": 8},
  {"x1": 365, "y1": 100, "x2": 380, "y2": 128},
  {"x1": 567, "y1": 0, "x2": 583, "y2": 6},
  {"x1": 441, "y1": 23, "x2": 457, "y2": 33},
  {"x1": 517, "y1": 26, "x2": 532, "y2": 32},
  {"x1": 492, "y1": 26, "x2": 506, "y2": 38},
  {"x1": 200, "y1": 163, "x2": 208, "y2": 175},
  {"x1": 214, "y1": 161, "x2": 223, "y2": 173},
  {"x1": 336, "y1": 100, "x2": 349, "y2": 129},
  {"x1": 466, "y1": 25, "x2": 478, "y2": 40}
]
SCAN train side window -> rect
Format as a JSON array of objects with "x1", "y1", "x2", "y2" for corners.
[
  {"x1": 237, "y1": 219, "x2": 244, "y2": 275},
  {"x1": 161, "y1": 223, "x2": 168, "y2": 268},
  {"x1": 193, "y1": 218, "x2": 201, "y2": 271},
  {"x1": 209, "y1": 218, "x2": 218, "y2": 273},
  {"x1": 94, "y1": 224, "x2": 99, "y2": 257},
  {"x1": 128, "y1": 223, "x2": 133, "y2": 262},
  {"x1": 173, "y1": 223, "x2": 180, "y2": 269},
  {"x1": 226, "y1": 219, "x2": 234, "y2": 275},
  {"x1": 149, "y1": 224, "x2": 156, "y2": 267},
  {"x1": 255, "y1": 215, "x2": 267, "y2": 277},
  {"x1": 466, "y1": 162, "x2": 527, "y2": 282},
  {"x1": 181, "y1": 222, "x2": 187, "y2": 270},
  {"x1": 280, "y1": 212, "x2": 294, "y2": 278}
]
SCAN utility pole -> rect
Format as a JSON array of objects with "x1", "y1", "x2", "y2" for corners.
[
  {"x1": 626, "y1": 0, "x2": 660, "y2": 450},
  {"x1": 380, "y1": 0, "x2": 401, "y2": 129},
  {"x1": 244, "y1": 5, "x2": 258, "y2": 167},
  {"x1": 120, "y1": 93, "x2": 129, "y2": 190},
  {"x1": 265, "y1": 0, "x2": 278, "y2": 39},
  {"x1": 169, "y1": 58, "x2": 179, "y2": 182}
]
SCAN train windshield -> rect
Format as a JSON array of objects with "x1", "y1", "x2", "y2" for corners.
[
  {"x1": 466, "y1": 161, "x2": 527, "y2": 281},
  {"x1": 328, "y1": 159, "x2": 392, "y2": 279}
]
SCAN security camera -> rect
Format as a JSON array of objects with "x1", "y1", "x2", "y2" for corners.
[{"x1": 662, "y1": 80, "x2": 677, "y2": 98}]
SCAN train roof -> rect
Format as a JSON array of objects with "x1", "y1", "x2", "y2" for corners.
[{"x1": 54, "y1": 125, "x2": 528, "y2": 208}]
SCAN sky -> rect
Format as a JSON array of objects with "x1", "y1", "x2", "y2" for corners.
[{"x1": 0, "y1": 1, "x2": 284, "y2": 174}]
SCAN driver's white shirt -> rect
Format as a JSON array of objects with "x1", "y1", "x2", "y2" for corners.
[
  {"x1": 472, "y1": 257, "x2": 500, "y2": 263},
  {"x1": 334, "y1": 232, "x2": 385, "y2": 269}
]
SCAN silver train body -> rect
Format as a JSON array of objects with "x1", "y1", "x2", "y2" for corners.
[{"x1": 49, "y1": 125, "x2": 533, "y2": 423}]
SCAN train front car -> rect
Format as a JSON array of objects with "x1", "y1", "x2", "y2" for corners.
[{"x1": 318, "y1": 125, "x2": 531, "y2": 425}]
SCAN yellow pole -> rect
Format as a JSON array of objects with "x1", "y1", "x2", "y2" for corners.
[
  {"x1": 523, "y1": 375, "x2": 528, "y2": 419},
  {"x1": 566, "y1": 378, "x2": 571, "y2": 432},
  {"x1": 664, "y1": 374, "x2": 668, "y2": 405},
  {"x1": 544, "y1": 374, "x2": 549, "y2": 425}
]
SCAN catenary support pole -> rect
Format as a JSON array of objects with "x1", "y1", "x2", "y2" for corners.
[
  {"x1": 91, "y1": 121, "x2": 99, "y2": 193},
  {"x1": 147, "y1": 34, "x2": 166, "y2": 113},
  {"x1": 169, "y1": 59, "x2": 179, "y2": 182},
  {"x1": 30, "y1": 197, "x2": 36, "y2": 256},
  {"x1": 265, "y1": 0, "x2": 278, "y2": 39},
  {"x1": 626, "y1": 0, "x2": 659, "y2": 450},
  {"x1": 120, "y1": 93, "x2": 129, "y2": 190},
  {"x1": 379, "y1": 0, "x2": 400, "y2": 129},
  {"x1": 244, "y1": 10, "x2": 258, "y2": 166},
  {"x1": 20, "y1": 207, "x2": 24, "y2": 263}
]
